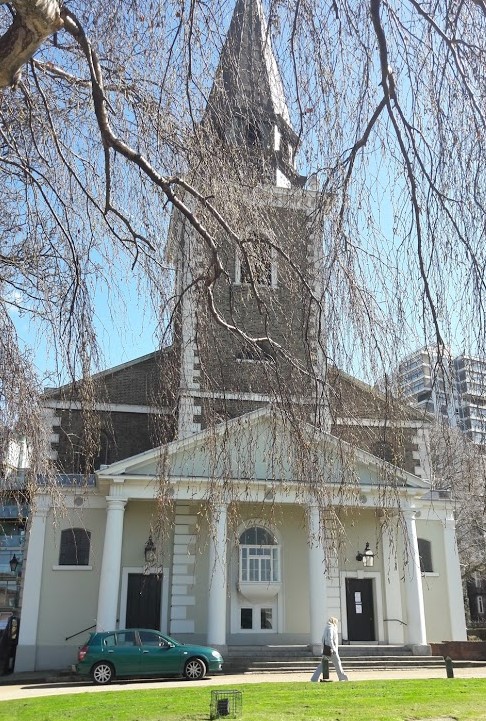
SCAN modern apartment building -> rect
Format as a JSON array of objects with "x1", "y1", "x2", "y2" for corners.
[
  {"x1": 454, "y1": 355, "x2": 486, "y2": 445},
  {"x1": 395, "y1": 347, "x2": 486, "y2": 445}
]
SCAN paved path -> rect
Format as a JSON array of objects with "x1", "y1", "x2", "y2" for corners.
[{"x1": 1, "y1": 666, "x2": 486, "y2": 701}]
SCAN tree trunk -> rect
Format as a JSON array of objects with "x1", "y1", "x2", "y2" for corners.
[{"x1": 0, "y1": 0, "x2": 63, "y2": 88}]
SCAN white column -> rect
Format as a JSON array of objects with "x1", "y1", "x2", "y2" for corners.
[
  {"x1": 308, "y1": 504, "x2": 328, "y2": 654},
  {"x1": 443, "y1": 512, "x2": 467, "y2": 640},
  {"x1": 403, "y1": 510, "x2": 427, "y2": 649},
  {"x1": 96, "y1": 497, "x2": 127, "y2": 631},
  {"x1": 207, "y1": 503, "x2": 227, "y2": 648},
  {"x1": 15, "y1": 497, "x2": 50, "y2": 672},
  {"x1": 381, "y1": 519, "x2": 405, "y2": 644}
]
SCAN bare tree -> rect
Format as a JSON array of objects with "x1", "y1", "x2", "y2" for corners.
[
  {"x1": 429, "y1": 424, "x2": 486, "y2": 581},
  {"x1": 2, "y1": 0, "x2": 486, "y2": 496}
]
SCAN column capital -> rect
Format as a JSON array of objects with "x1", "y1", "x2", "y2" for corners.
[{"x1": 105, "y1": 497, "x2": 127, "y2": 512}]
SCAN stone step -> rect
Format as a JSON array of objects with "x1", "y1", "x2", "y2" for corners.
[
  {"x1": 229, "y1": 657, "x2": 445, "y2": 672},
  {"x1": 224, "y1": 645, "x2": 486, "y2": 674},
  {"x1": 226, "y1": 645, "x2": 416, "y2": 658},
  {"x1": 224, "y1": 648, "x2": 486, "y2": 674}
]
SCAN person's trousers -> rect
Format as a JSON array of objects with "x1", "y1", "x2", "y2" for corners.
[{"x1": 310, "y1": 653, "x2": 348, "y2": 681}]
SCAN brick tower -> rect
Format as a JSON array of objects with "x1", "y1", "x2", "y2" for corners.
[{"x1": 168, "y1": 0, "x2": 328, "y2": 438}]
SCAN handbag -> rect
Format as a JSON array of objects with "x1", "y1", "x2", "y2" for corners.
[{"x1": 323, "y1": 644, "x2": 332, "y2": 656}]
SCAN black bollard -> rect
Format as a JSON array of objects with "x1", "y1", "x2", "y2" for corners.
[{"x1": 444, "y1": 656, "x2": 454, "y2": 678}]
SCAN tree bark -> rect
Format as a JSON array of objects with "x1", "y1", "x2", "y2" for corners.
[{"x1": 0, "y1": 0, "x2": 63, "y2": 88}]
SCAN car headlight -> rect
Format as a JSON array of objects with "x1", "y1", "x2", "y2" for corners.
[{"x1": 211, "y1": 650, "x2": 222, "y2": 659}]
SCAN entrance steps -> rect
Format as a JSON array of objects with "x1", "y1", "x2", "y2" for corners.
[{"x1": 224, "y1": 645, "x2": 484, "y2": 674}]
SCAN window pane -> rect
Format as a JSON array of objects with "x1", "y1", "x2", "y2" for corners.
[
  {"x1": 261, "y1": 608, "x2": 273, "y2": 630},
  {"x1": 261, "y1": 558, "x2": 271, "y2": 582},
  {"x1": 0, "y1": 580, "x2": 18, "y2": 608},
  {"x1": 240, "y1": 245, "x2": 272, "y2": 286},
  {"x1": 272, "y1": 548, "x2": 279, "y2": 581},
  {"x1": 239, "y1": 527, "x2": 276, "y2": 545},
  {"x1": 138, "y1": 631, "x2": 160, "y2": 646},
  {"x1": 249, "y1": 558, "x2": 259, "y2": 581},
  {"x1": 59, "y1": 528, "x2": 91, "y2": 565},
  {"x1": 241, "y1": 608, "x2": 253, "y2": 629},
  {"x1": 117, "y1": 631, "x2": 136, "y2": 646},
  {"x1": 241, "y1": 548, "x2": 248, "y2": 581},
  {"x1": 417, "y1": 538, "x2": 433, "y2": 573}
]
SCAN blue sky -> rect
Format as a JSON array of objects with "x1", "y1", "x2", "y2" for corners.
[{"x1": 14, "y1": 269, "x2": 159, "y2": 389}]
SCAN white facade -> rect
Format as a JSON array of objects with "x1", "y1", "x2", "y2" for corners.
[{"x1": 16, "y1": 408, "x2": 467, "y2": 672}]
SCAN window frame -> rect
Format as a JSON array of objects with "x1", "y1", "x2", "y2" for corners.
[
  {"x1": 235, "y1": 237, "x2": 277, "y2": 288},
  {"x1": 58, "y1": 527, "x2": 91, "y2": 567},
  {"x1": 417, "y1": 537, "x2": 433, "y2": 574},
  {"x1": 239, "y1": 526, "x2": 280, "y2": 583}
]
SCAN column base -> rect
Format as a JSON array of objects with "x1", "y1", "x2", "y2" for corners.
[
  {"x1": 14, "y1": 645, "x2": 36, "y2": 672},
  {"x1": 410, "y1": 644, "x2": 432, "y2": 656}
]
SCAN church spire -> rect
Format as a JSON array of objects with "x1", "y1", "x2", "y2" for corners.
[{"x1": 205, "y1": 0, "x2": 305, "y2": 187}]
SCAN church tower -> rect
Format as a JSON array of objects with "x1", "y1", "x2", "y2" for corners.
[{"x1": 169, "y1": 0, "x2": 327, "y2": 438}]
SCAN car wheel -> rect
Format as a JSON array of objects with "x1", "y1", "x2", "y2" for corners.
[
  {"x1": 184, "y1": 657, "x2": 206, "y2": 680},
  {"x1": 91, "y1": 661, "x2": 115, "y2": 685}
]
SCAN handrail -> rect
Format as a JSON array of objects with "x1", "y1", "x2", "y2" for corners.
[
  {"x1": 383, "y1": 618, "x2": 407, "y2": 626},
  {"x1": 65, "y1": 624, "x2": 96, "y2": 641}
]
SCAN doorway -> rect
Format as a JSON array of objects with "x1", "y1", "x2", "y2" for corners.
[
  {"x1": 345, "y1": 578, "x2": 375, "y2": 641},
  {"x1": 126, "y1": 573, "x2": 162, "y2": 630}
]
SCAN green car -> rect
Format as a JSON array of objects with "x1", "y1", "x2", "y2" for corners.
[{"x1": 75, "y1": 628, "x2": 224, "y2": 685}]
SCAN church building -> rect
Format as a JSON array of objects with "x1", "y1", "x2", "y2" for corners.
[{"x1": 16, "y1": 0, "x2": 466, "y2": 672}]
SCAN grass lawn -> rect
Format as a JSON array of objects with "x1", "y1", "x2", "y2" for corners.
[{"x1": 3, "y1": 679, "x2": 486, "y2": 721}]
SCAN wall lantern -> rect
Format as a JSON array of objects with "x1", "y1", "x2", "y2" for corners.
[
  {"x1": 144, "y1": 534, "x2": 156, "y2": 565},
  {"x1": 9, "y1": 554, "x2": 20, "y2": 573},
  {"x1": 356, "y1": 542, "x2": 374, "y2": 567}
]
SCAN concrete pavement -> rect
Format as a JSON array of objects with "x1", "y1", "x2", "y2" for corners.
[{"x1": 1, "y1": 665, "x2": 486, "y2": 701}]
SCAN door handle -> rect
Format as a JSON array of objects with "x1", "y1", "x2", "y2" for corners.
[{"x1": 142, "y1": 650, "x2": 149, "y2": 654}]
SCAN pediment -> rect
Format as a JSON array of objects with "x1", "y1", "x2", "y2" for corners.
[{"x1": 97, "y1": 406, "x2": 429, "y2": 491}]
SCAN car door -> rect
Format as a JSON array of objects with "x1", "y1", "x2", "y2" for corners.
[
  {"x1": 102, "y1": 631, "x2": 141, "y2": 676},
  {"x1": 137, "y1": 630, "x2": 183, "y2": 676}
]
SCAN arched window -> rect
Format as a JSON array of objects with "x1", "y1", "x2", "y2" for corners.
[
  {"x1": 417, "y1": 538, "x2": 433, "y2": 573},
  {"x1": 59, "y1": 527, "x2": 91, "y2": 566},
  {"x1": 239, "y1": 526, "x2": 280, "y2": 583}
]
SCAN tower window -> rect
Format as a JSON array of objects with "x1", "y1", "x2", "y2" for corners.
[
  {"x1": 236, "y1": 237, "x2": 276, "y2": 287},
  {"x1": 246, "y1": 122, "x2": 261, "y2": 147}
]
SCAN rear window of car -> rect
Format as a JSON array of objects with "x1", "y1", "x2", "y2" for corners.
[
  {"x1": 103, "y1": 634, "x2": 117, "y2": 647},
  {"x1": 116, "y1": 631, "x2": 136, "y2": 646}
]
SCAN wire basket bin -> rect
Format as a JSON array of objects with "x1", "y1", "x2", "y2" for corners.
[{"x1": 210, "y1": 690, "x2": 242, "y2": 719}]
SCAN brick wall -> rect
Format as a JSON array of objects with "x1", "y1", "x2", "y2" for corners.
[{"x1": 430, "y1": 641, "x2": 486, "y2": 660}]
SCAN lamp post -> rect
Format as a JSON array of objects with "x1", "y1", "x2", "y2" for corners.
[{"x1": 356, "y1": 542, "x2": 374, "y2": 567}]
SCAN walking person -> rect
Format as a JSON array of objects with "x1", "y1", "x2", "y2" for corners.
[{"x1": 310, "y1": 616, "x2": 348, "y2": 682}]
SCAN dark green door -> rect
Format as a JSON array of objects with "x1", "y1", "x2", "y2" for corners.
[{"x1": 126, "y1": 573, "x2": 162, "y2": 630}]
